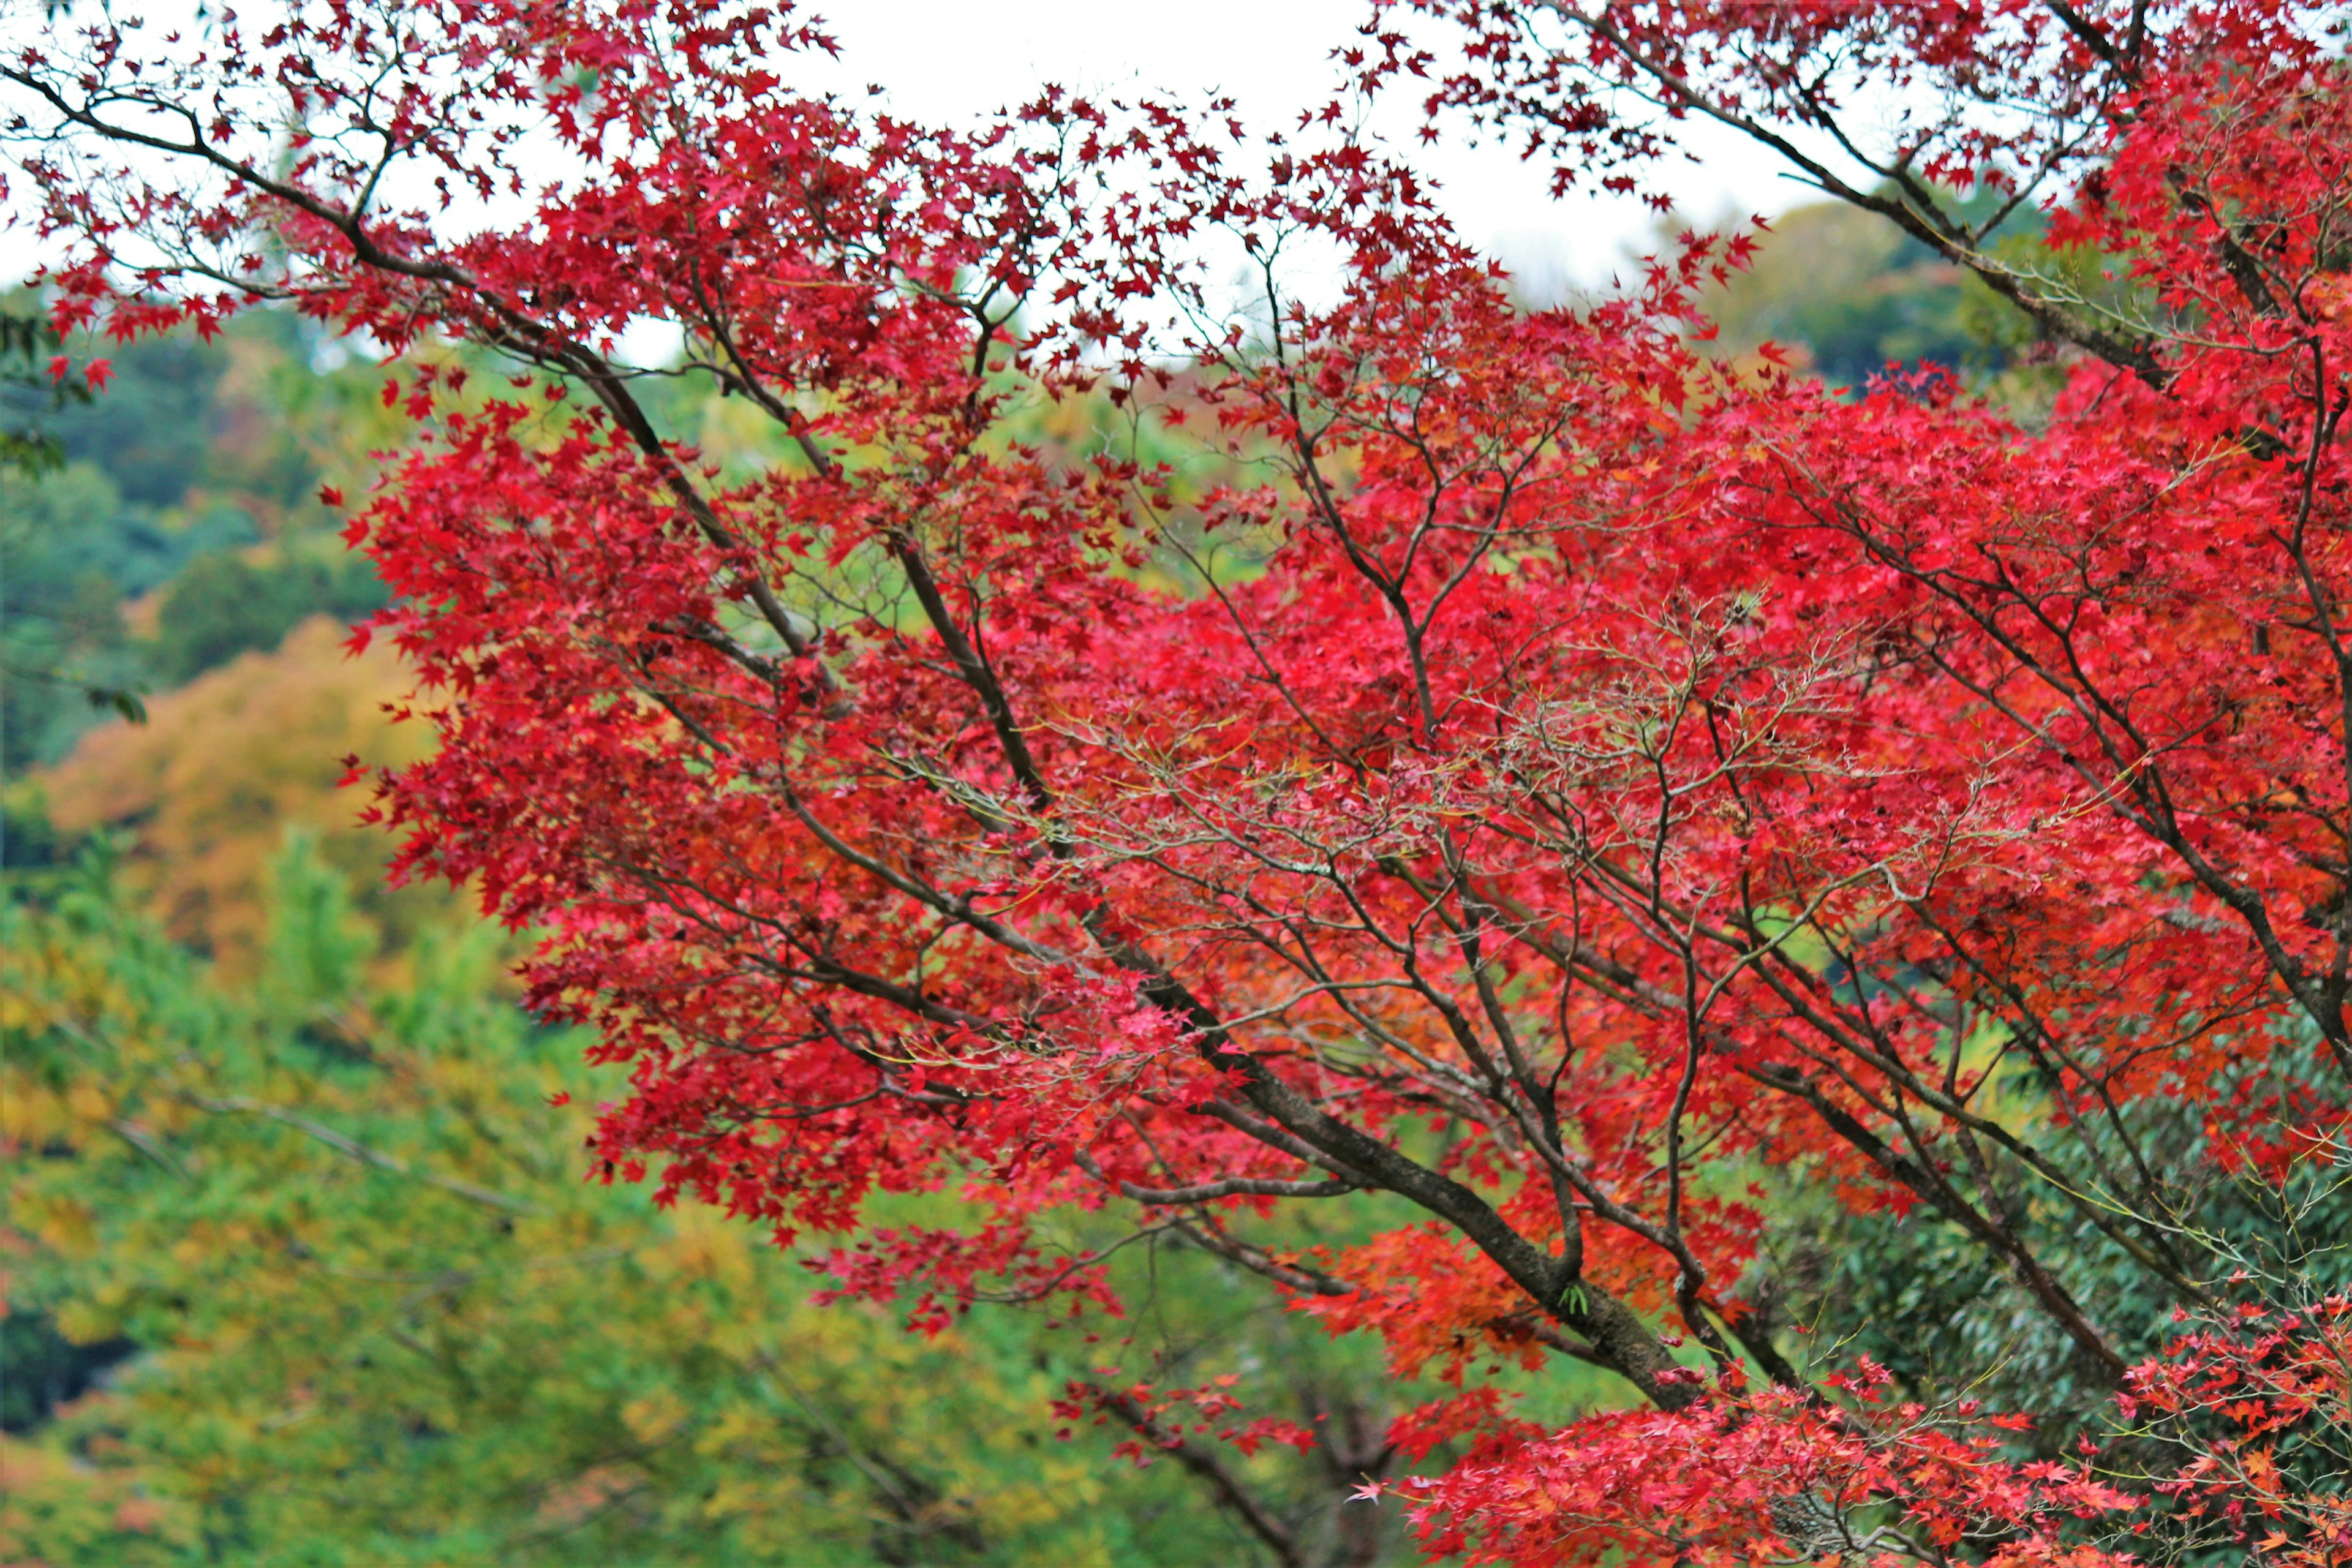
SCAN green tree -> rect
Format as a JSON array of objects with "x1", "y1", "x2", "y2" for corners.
[
  {"x1": 0, "y1": 842, "x2": 1417, "y2": 1566},
  {"x1": 0, "y1": 305, "x2": 149, "y2": 769},
  {"x1": 148, "y1": 546, "x2": 386, "y2": 687},
  {"x1": 1676, "y1": 189, "x2": 2081, "y2": 395},
  {"x1": 0, "y1": 309, "x2": 404, "y2": 781}
]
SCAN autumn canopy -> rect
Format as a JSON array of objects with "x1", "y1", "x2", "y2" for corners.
[{"x1": 9, "y1": 1, "x2": 2352, "y2": 1561}]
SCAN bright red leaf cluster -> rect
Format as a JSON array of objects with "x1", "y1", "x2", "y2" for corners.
[{"x1": 1390, "y1": 1362, "x2": 2139, "y2": 1567}]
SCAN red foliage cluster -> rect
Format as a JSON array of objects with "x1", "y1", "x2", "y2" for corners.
[
  {"x1": 10, "y1": 1, "x2": 2352, "y2": 1560},
  {"x1": 1390, "y1": 1362, "x2": 2137, "y2": 1567},
  {"x1": 2117, "y1": 1300, "x2": 2352, "y2": 1564}
]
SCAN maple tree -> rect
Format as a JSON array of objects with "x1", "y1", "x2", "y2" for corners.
[{"x1": 9, "y1": 1, "x2": 2352, "y2": 1562}]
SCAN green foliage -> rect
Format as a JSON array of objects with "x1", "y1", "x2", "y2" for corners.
[
  {"x1": 1687, "y1": 187, "x2": 2049, "y2": 391},
  {"x1": 0, "y1": 307, "x2": 87, "y2": 476},
  {"x1": 0, "y1": 842, "x2": 1396, "y2": 1566},
  {"x1": 1, "y1": 310, "x2": 396, "y2": 772},
  {"x1": 0, "y1": 305, "x2": 147, "y2": 752},
  {"x1": 0, "y1": 1310, "x2": 134, "y2": 1434},
  {"x1": 1698, "y1": 203, "x2": 1978, "y2": 386},
  {"x1": 41, "y1": 329, "x2": 230, "y2": 507},
  {"x1": 149, "y1": 545, "x2": 386, "y2": 686},
  {"x1": 1773, "y1": 1030, "x2": 2352, "y2": 1449},
  {"x1": 0, "y1": 846, "x2": 1430, "y2": 1568}
]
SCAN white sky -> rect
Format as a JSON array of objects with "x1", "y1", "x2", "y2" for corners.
[
  {"x1": 4, "y1": 0, "x2": 1828, "y2": 364},
  {"x1": 804, "y1": 0, "x2": 1809, "y2": 297}
]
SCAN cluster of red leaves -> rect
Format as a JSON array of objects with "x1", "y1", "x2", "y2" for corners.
[
  {"x1": 2116, "y1": 1300, "x2": 2352, "y2": 1565},
  {"x1": 1057, "y1": 1375, "x2": 1319, "y2": 1463},
  {"x1": 1384, "y1": 1364, "x2": 2137, "y2": 1567},
  {"x1": 11, "y1": 1, "x2": 2352, "y2": 1561}
]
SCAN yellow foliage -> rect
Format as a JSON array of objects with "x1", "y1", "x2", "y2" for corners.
[{"x1": 41, "y1": 617, "x2": 453, "y2": 970}]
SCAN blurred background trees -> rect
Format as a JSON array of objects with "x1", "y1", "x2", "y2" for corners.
[
  {"x1": 7, "y1": 837, "x2": 1247, "y2": 1566},
  {"x1": 0, "y1": 306, "x2": 394, "y2": 779}
]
